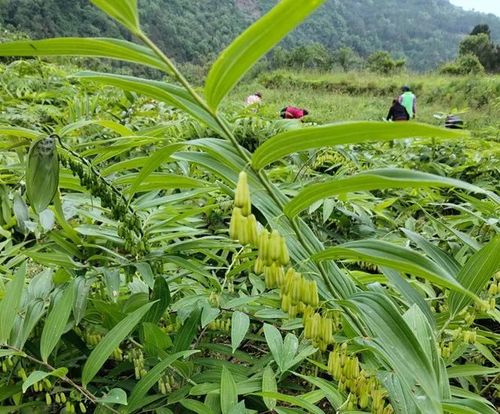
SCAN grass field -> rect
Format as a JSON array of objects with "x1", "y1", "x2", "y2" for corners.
[{"x1": 227, "y1": 70, "x2": 500, "y2": 131}]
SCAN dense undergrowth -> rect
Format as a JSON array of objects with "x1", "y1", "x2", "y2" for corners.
[{"x1": 0, "y1": 1, "x2": 499, "y2": 414}]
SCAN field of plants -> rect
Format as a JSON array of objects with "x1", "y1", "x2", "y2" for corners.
[{"x1": 0, "y1": 1, "x2": 499, "y2": 414}]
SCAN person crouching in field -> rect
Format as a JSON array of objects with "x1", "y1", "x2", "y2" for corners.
[
  {"x1": 280, "y1": 106, "x2": 309, "y2": 120},
  {"x1": 399, "y1": 85, "x2": 416, "y2": 119},
  {"x1": 386, "y1": 99, "x2": 410, "y2": 121},
  {"x1": 246, "y1": 92, "x2": 262, "y2": 106}
]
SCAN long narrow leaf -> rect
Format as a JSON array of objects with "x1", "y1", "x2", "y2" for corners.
[
  {"x1": 40, "y1": 283, "x2": 75, "y2": 362},
  {"x1": 221, "y1": 366, "x2": 238, "y2": 414},
  {"x1": 344, "y1": 292, "x2": 442, "y2": 413},
  {"x1": 90, "y1": 0, "x2": 140, "y2": 34},
  {"x1": 82, "y1": 302, "x2": 155, "y2": 386},
  {"x1": 0, "y1": 39, "x2": 166, "y2": 71},
  {"x1": 127, "y1": 350, "x2": 198, "y2": 412},
  {"x1": 449, "y1": 236, "x2": 500, "y2": 317},
  {"x1": 0, "y1": 262, "x2": 26, "y2": 344},
  {"x1": 75, "y1": 72, "x2": 222, "y2": 134},
  {"x1": 284, "y1": 169, "x2": 497, "y2": 217},
  {"x1": 205, "y1": 0, "x2": 325, "y2": 109},
  {"x1": 314, "y1": 240, "x2": 472, "y2": 295},
  {"x1": 252, "y1": 122, "x2": 465, "y2": 170}
]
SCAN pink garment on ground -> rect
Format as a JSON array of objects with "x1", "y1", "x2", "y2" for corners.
[{"x1": 284, "y1": 106, "x2": 306, "y2": 119}]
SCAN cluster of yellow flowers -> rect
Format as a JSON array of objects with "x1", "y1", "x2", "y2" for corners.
[
  {"x1": 229, "y1": 171, "x2": 395, "y2": 414},
  {"x1": 158, "y1": 374, "x2": 176, "y2": 395},
  {"x1": 303, "y1": 309, "x2": 341, "y2": 351},
  {"x1": 327, "y1": 344, "x2": 393, "y2": 413},
  {"x1": 229, "y1": 172, "x2": 259, "y2": 245},
  {"x1": 128, "y1": 348, "x2": 146, "y2": 379},
  {"x1": 207, "y1": 318, "x2": 231, "y2": 332}
]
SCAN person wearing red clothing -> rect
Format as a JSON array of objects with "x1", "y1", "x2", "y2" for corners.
[{"x1": 280, "y1": 106, "x2": 309, "y2": 119}]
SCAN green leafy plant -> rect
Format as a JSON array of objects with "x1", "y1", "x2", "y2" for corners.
[{"x1": 0, "y1": 1, "x2": 498, "y2": 414}]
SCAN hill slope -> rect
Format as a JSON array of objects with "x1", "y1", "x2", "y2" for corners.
[{"x1": 1, "y1": 0, "x2": 500, "y2": 70}]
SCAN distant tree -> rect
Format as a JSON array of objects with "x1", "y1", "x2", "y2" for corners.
[
  {"x1": 332, "y1": 47, "x2": 362, "y2": 72},
  {"x1": 439, "y1": 53, "x2": 485, "y2": 75},
  {"x1": 470, "y1": 24, "x2": 491, "y2": 38},
  {"x1": 367, "y1": 51, "x2": 405, "y2": 74},
  {"x1": 459, "y1": 33, "x2": 498, "y2": 72}
]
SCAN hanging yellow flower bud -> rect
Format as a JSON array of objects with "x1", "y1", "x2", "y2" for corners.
[
  {"x1": 247, "y1": 214, "x2": 259, "y2": 245},
  {"x1": 259, "y1": 229, "x2": 271, "y2": 265},
  {"x1": 269, "y1": 230, "x2": 281, "y2": 262},
  {"x1": 45, "y1": 393, "x2": 52, "y2": 405},
  {"x1": 235, "y1": 172, "x2": 251, "y2": 216},
  {"x1": 279, "y1": 237, "x2": 290, "y2": 265},
  {"x1": 254, "y1": 257, "x2": 263, "y2": 274}
]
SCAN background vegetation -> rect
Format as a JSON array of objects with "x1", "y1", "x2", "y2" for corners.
[
  {"x1": 1, "y1": 0, "x2": 500, "y2": 70},
  {"x1": 0, "y1": 1, "x2": 499, "y2": 414}
]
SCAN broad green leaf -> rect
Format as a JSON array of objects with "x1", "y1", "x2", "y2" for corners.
[
  {"x1": 128, "y1": 144, "x2": 183, "y2": 196},
  {"x1": 22, "y1": 368, "x2": 68, "y2": 393},
  {"x1": 345, "y1": 292, "x2": 442, "y2": 413},
  {"x1": 231, "y1": 311, "x2": 250, "y2": 353},
  {"x1": 252, "y1": 122, "x2": 465, "y2": 170},
  {"x1": 75, "y1": 72, "x2": 222, "y2": 134},
  {"x1": 220, "y1": 366, "x2": 238, "y2": 414},
  {"x1": 263, "y1": 324, "x2": 283, "y2": 371},
  {"x1": 91, "y1": 0, "x2": 140, "y2": 34},
  {"x1": 449, "y1": 236, "x2": 500, "y2": 317},
  {"x1": 201, "y1": 306, "x2": 220, "y2": 328},
  {"x1": 0, "y1": 262, "x2": 26, "y2": 344},
  {"x1": 26, "y1": 136, "x2": 59, "y2": 213},
  {"x1": 262, "y1": 366, "x2": 277, "y2": 411},
  {"x1": 0, "y1": 38, "x2": 166, "y2": 71},
  {"x1": 179, "y1": 399, "x2": 215, "y2": 414},
  {"x1": 402, "y1": 229, "x2": 460, "y2": 277},
  {"x1": 205, "y1": 0, "x2": 325, "y2": 109},
  {"x1": 442, "y1": 399, "x2": 496, "y2": 414},
  {"x1": 447, "y1": 365, "x2": 500, "y2": 378},
  {"x1": 293, "y1": 373, "x2": 345, "y2": 409},
  {"x1": 255, "y1": 392, "x2": 325, "y2": 414},
  {"x1": 314, "y1": 240, "x2": 473, "y2": 296},
  {"x1": 143, "y1": 276, "x2": 171, "y2": 324},
  {"x1": 82, "y1": 302, "x2": 155, "y2": 386},
  {"x1": 141, "y1": 323, "x2": 172, "y2": 355},
  {"x1": 97, "y1": 388, "x2": 128, "y2": 406},
  {"x1": 284, "y1": 169, "x2": 497, "y2": 217},
  {"x1": 115, "y1": 173, "x2": 206, "y2": 194},
  {"x1": 382, "y1": 267, "x2": 435, "y2": 327},
  {"x1": 40, "y1": 283, "x2": 75, "y2": 362},
  {"x1": 172, "y1": 308, "x2": 201, "y2": 352},
  {"x1": 0, "y1": 126, "x2": 40, "y2": 140},
  {"x1": 127, "y1": 350, "x2": 198, "y2": 412}
]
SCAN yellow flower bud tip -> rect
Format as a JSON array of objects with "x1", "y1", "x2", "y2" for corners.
[
  {"x1": 234, "y1": 172, "x2": 250, "y2": 209},
  {"x1": 254, "y1": 257, "x2": 263, "y2": 274},
  {"x1": 279, "y1": 237, "x2": 290, "y2": 266},
  {"x1": 247, "y1": 214, "x2": 259, "y2": 245},
  {"x1": 269, "y1": 230, "x2": 281, "y2": 262}
]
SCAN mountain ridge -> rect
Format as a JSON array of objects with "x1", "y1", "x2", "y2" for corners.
[{"x1": 1, "y1": 0, "x2": 499, "y2": 70}]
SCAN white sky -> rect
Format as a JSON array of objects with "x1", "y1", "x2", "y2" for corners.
[{"x1": 449, "y1": 0, "x2": 500, "y2": 16}]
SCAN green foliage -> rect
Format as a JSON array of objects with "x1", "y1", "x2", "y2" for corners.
[
  {"x1": 440, "y1": 54, "x2": 485, "y2": 76},
  {"x1": 367, "y1": 50, "x2": 405, "y2": 75},
  {"x1": 2, "y1": 0, "x2": 500, "y2": 71},
  {"x1": 0, "y1": 2, "x2": 499, "y2": 414}
]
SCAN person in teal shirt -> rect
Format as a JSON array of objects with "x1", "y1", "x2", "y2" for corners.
[{"x1": 398, "y1": 86, "x2": 417, "y2": 119}]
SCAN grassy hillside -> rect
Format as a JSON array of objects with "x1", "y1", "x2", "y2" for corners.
[
  {"x1": 229, "y1": 70, "x2": 500, "y2": 131},
  {"x1": 1, "y1": 0, "x2": 500, "y2": 70}
]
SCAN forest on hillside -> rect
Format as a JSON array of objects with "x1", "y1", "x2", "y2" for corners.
[{"x1": 1, "y1": 0, "x2": 500, "y2": 70}]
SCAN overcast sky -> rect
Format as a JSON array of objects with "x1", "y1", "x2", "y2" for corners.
[{"x1": 449, "y1": 0, "x2": 500, "y2": 16}]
